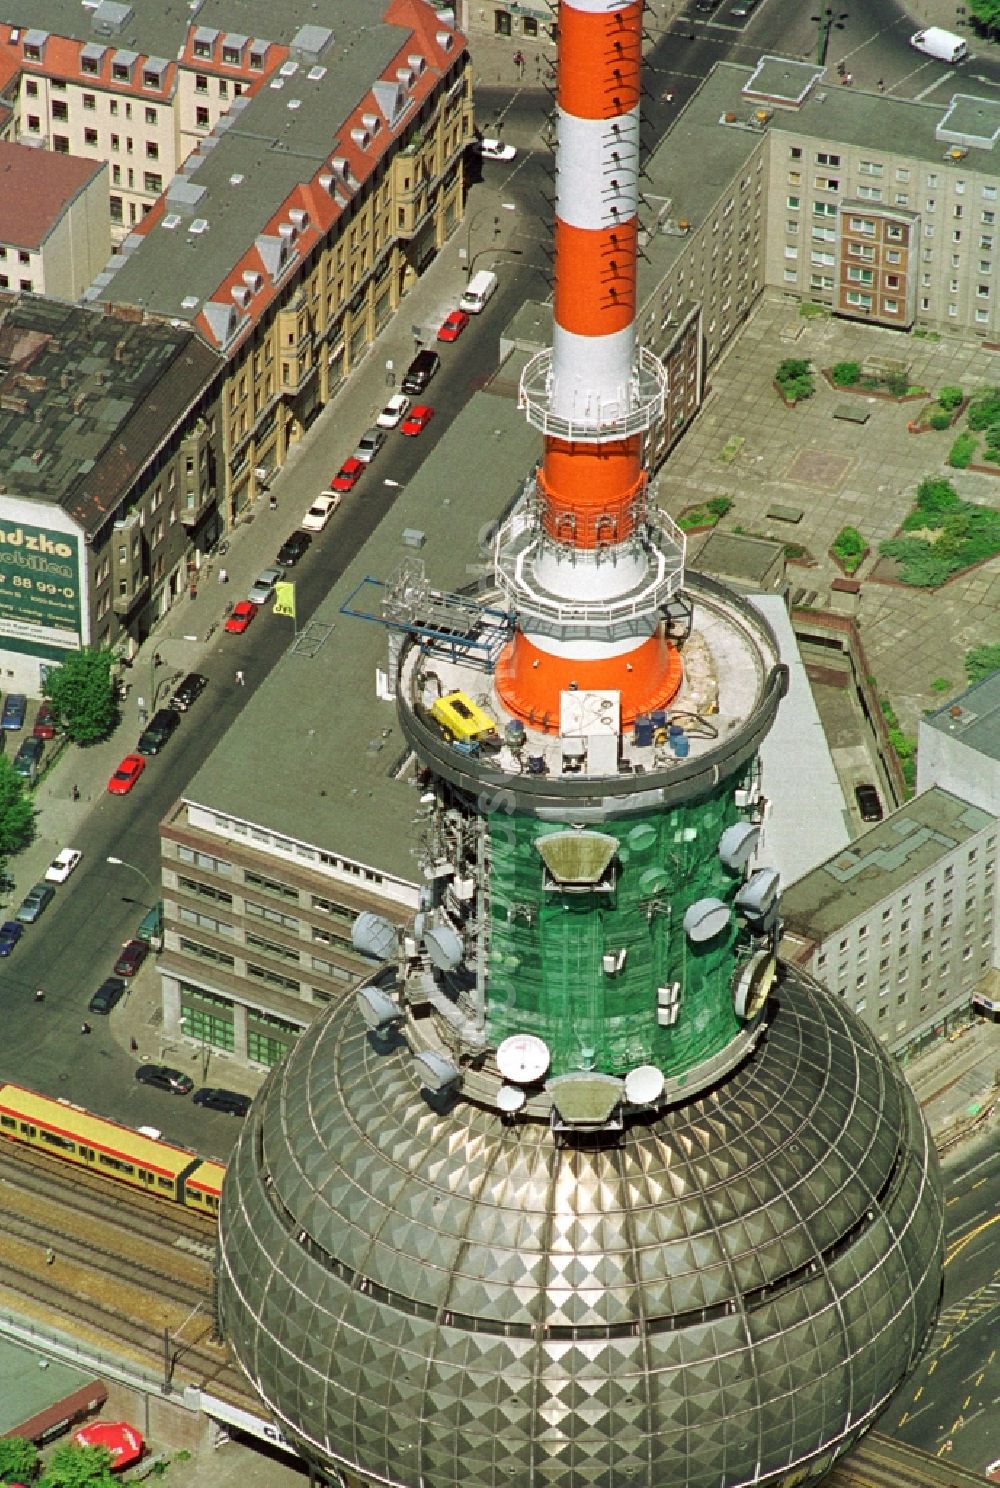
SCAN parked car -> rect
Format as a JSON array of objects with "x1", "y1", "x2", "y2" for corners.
[
  {"x1": 32, "y1": 701, "x2": 57, "y2": 739},
  {"x1": 377, "y1": 393, "x2": 411, "y2": 428},
  {"x1": 114, "y1": 938, "x2": 150, "y2": 977},
  {"x1": 437, "y1": 309, "x2": 470, "y2": 343},
  {"x1": 1, "y1": 693, "x2": 27, "y2": 731},
  {"x1": 0, "y1": 921, "x2": 23, "y2": 956},
  {"x1": 137, "y1": 708, "x2": 180, "y2": 756},
  {"x1": 401, "y1": 349, "x2": 440, "y2": 394},
  {"x1": 353, "y1": 427, "x2": 387, "y2": 465},
  {"x1": 44, "y1": 848, "x2": 82, "y2": 884},
  {"x1": 330, "y1": 460, "x2": 364, "y2": 494},
  {"x1": 169, "y1": 672, "x2": 208, "y2": 711},
  {"x1": 304, "y1": 493, "x2": 343, "y2": 530},
  {"x1": 854, "y1": 783, "x2": 884, "y2": 822},
  {"x1": 193, "y1": 1087, "x2": 252, "y2": 1116},
  {"x1": 134, "y1": 1064, "x2": 194, "y2": 1095},
  {"x1": 15, "y1": 883, "x2": 54, "y2": 924},
  {"x1": 730, "y1": 0, "x2": 758, "y2": 14},
  {"x1": 108, "y1": 753, "x2": 146, "y2": 795},
  {"x1": 89, "y1": 976, "x2": 127, "y2": 1015},
  {"x1": 12, "y1": 736, "x2": 44, "y2": 782},
  {"x1": 247, "y1": 565, "x2": 285, "y2": 606},
  {"x1": 478, "y1": 137, "x2": 516, "y2": 162},
  {"x1": 401, "y1": 404, "x2": 434, "y2": 437},
  {"x1": 276, "y1": 530, "x2": 312, "y2": 567},
  {"x1": 225, "y1": 600, "x2": 258, "y2": 634}
]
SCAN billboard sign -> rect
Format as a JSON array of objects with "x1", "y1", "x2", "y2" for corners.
[{"x1": 0, "y1": 516, "x2": 82, "y2": 657}]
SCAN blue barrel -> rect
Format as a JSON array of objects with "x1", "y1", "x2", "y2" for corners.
[
  {"x1": 634, "y1": 715, "x2": 654, "y2": 747},
  {"x1": 671, "y1": 729, "x2": 689, "y2": 758},
  {"x1": 650, "y1": 709, "x2": 667, "y2": 730}
]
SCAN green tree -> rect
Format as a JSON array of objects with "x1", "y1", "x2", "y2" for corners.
[
  {"x1": 0, "y1": 1436, "x2": 40, "y2": 1484},
  {"x1": 937, "y1": 385, "x2": 963, "y2": 410},
  {"x1": 831, "y1": 361, "x2": 861, "y2": 386},
  {"x1": 965, "y1": 643, "x2": 1000, "y2": 684},
  {"x1": 43, "y1": 647, "x2": 116, "y2": 745},
  {"x1": 38, "y1": 1446, "x2": 115, "y2": 1488},
  {"x1": 968, "y1": 0, "x2": 1000, "y2": 36},
  {"x1": 0, "y1": 757, "x2": 36, "y2": 858}
]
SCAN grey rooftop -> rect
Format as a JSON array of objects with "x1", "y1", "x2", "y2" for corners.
[
  {"x1": 182, "y1": 390, "x2": 540, "y2": 882},
  {"x1": 780, "y1": 786, "x2": 995, "y2": 938}
]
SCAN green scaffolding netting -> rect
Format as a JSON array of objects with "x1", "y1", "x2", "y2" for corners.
[{"x1": 486, "y1": 772, "x2": 754, "y2": 1078}]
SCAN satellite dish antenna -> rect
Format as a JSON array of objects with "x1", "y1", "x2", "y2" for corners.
[
  {"x1": 718, "y1": 823, "x2": 760, "y2": 871},
  {"x1": 496, "y1": 1084, "x2": 526, "y2": 1114},
  {"x1": 352, "y1": 912, "x2": 399, "y2": 960},
  {"x1": 496, "y1": 1034, "x2": 551, "y2": 1084},
  {"x1": 683, "y1": 897, "x2": 730, "y2": 943},
  {"x1": 624, "y1": 1064, "x2": 665, "y2": 1106},
  {"x1": 413, "y1": 1050, "x2": 461, "y2": 1092},
  {"x1": 356, "y1": 986, "x2": 402, "y2": 1031},
  {"x1": 423, "y1": 923, "x2": 464, "y2": 971}
]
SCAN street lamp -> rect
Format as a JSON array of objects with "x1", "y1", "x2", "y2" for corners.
[
  {"x1": 106, "y1": 855, "x2": 157, "y2": 907},
  {"x1": 812, "y1": 6, "x2": 848, "y2": 66},
  {"x1": 466, "y1": 246, "x2": 523, "y2": 282},
  {"x1": 464, "y1": 201, "x2": 516, "y2": 277}
]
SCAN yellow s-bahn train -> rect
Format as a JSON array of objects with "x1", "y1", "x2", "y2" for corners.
[{"x1": 0, "y1": 1082, "x2": 224, "y2": 1219}]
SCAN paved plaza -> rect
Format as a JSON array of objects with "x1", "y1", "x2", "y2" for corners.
[{"x1": 663, "y1": 294, "x2": 1000, "y2": 733}]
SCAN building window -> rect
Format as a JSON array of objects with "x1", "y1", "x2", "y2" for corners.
[
  {"x1": 494, "y1": 10, "x2": 513, "y2": 35},
  {"x1": 26, "y1": 114, "x2": 40, "y2": 133},
  {"x1": 52, "y1": 135, "x2": 69, "y2": 153},
  {"x1": 146, "y1": 140, "x2": 159, "y2": 159},
  {"x1": 195, "y1": 73, "x2": 209, "y2": 93},
  {"x1": 196, "y1": 106, "x2": 209, "y2": 128},
  {"x1": 817, "y1": 152, "x2": 840, "y2": 166},
  {"x1": 857, "y1": 185, "x2": 882, "y2": 201},
  {"x1": 83, "y1": 92, "x2": 96, "y2": 110},
  {"x1": 84, "y1": 127, "x2": 98, "y2": 146},
  {"x1": 193, "y1": 38, "x2": 212, "y2": 58},
  {"x1": 849, "y1": 216, "x2": 875, "y2": 234},
  {"x1": 845, "y1": 291, "x2": 873, "y2": 309},
  {"x1": 110, "y1": 195, "x2": 123, "y2": 223},
  {"x1": 145, "y1": 106, "x2": 157, "y2": 124},
  {"x1": 143, "y1": 172, "x2": 162, "y2": 194},
  {"x1": 787, "y1": 195, "x2": 800, "y2": 210},
  {"x1": 886, "y1": 224, "x2": 904, "y2": 241}
]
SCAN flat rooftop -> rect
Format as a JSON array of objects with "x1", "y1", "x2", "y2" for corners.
[
  {"x1": 183, "y1": 389, "x2": 540, "y2": 884},
  {"x1": 780, "y1": 786, "x2": 995, "y2": 939},
  {"x1": 0, "y1": 296, "x2": 218, "y2": 531},
  {"x1": 636, "y1": 58, "x2": 999, "y2": 302},
  {"x1": 921, "y1": 670, "x2": 1000, "y2": 764}
]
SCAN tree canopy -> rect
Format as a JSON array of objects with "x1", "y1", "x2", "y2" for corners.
[
  {"x1": 0, "y1": 1435, "x2": 39, "y2": 1484},
  {"x1": 0, "y1": 756, "x2": 36, "y2": 858},
  {"x1": 967, "y1": 0, "x2": 1000, "y2": 36},
  {"x1": 43, "y1": 647, "x2": 117, "y2": 745},
  {"x1": 38, "y1": 1445, "x2": 115, "y2": 1488},
  {"x1": 965, "y1": 643, "x2": 1000, "y2": 685}
]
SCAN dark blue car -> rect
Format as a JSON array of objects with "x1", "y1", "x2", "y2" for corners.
[
  {"x1": 0, "y1": 920, "x2": 23, "y2": 955},
  {"x1": 1, "y1": 693, "x2": 27, "y2": 731}
]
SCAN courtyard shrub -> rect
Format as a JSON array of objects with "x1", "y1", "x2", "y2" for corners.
[
  {"x1": 967, "y1": 386, "x2": 1000, "y2": 431},
  {"x1": 775, "y1": 358, "x2": 815, "y2": 402},
  {"x1": 831, "y1": 361, "x2": 861, "y2": 386},
  {"x1": 937, "y1": 385, "x2": 963, "y2": 411},
  {"x1": 948, "y1": 432, "x2": 977, "y2": 468},
  {"x1": 831, "y1": 525, "x2": 866, "y2": 573},
  {"x1": 928, "y1": 410, "x2": 951, "y2": 430}
]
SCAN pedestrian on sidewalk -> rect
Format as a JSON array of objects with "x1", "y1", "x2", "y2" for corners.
[
  {"x1": 219, "y1": 567, "x2": 229, "y2": 584},
  {"x1": 268, "y1": 493, "x2": 277, "y2": 511},
  {"x1": 45, "y1": 1247, "x2": 55, "y2": 1265},
  {"x1": 35, "y1": 987, "x2": 45, "y2": 1002},
  {"x1": 80, "y1": 1021, "x2": 91, "y2": 1035},
  {"x1": 130, "y1": 1036, "x2": 139, "y2": 1053},
  {"x1": 235, "y1": 669, "x2": 245, "y2": 686},
  {"x1": 71, "y1": 784, "x2": 80, "y2": 801}
]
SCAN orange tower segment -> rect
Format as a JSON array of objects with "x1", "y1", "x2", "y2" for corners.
[{"x1": 494, "y1": 0, "x2": 686, "y2": 730}]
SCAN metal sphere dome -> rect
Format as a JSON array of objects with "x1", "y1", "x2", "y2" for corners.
[{"x1": 218, "y1": 967, "x2": 943, "y2": 1488}]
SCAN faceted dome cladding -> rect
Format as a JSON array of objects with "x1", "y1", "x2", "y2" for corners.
[{"x1": 218, "y1": 969, "x2": 944, "y2": 1488}]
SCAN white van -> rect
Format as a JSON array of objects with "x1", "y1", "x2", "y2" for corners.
[
  {"x1": 459, "y1": 270, "x2": 498, "y2": 315},
  {"x1": 910, "y1": 27, "x2": 968, "y2": 63}
]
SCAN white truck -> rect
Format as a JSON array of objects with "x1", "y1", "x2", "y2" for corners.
[
  {"x1": 459, "y1": 269, "x2": 498, "y2": 314},
  {"x1": 910, "y1": 27, "x2": 968, "y2": 63}
]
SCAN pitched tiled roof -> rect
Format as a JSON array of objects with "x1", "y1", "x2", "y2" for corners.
[{"x1": 0, "y1": 140, "x2": 105, "y2": 249}]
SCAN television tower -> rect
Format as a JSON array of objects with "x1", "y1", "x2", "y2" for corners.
[{"x1": 217, "y1": 3, "x2": 945, "y2": 1484}]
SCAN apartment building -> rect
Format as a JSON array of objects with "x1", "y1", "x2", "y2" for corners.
[
  {"x1": 0, "y1": 295, "x2": 222, "y2": 692},
  {"x1": 154, "y1": 393, "x2": 540, "y2": 1071},
  {"x1": 628, "y1": 57, "x2": 1000, "y2": 373},
  {"x1": 780, "y1": 788, "x2": 997, "y2": 1062},
  {"x1": 91, "y1": 1, "x2": 472, "y2": 513},
  {"x1": 452, "y1": 0, "x2": 554, "y2": 53},
  {"x1": 0, "y1": 11, "x2": 272, "y2": 239},
  {"x1": 0, "y1": 139, "x2": 108, "y2": 299}
]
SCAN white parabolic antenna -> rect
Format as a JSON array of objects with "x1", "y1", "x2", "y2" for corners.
[
  {"x1": 496, "y1": 1084, "x2": 527, "y2": 1114},
  {"x1": 497, "y1": 1034, "x2": 551, "y2": 1084},
  {"x1": 624, "y1": 1064, "x2": 665, "y2": 1106}
]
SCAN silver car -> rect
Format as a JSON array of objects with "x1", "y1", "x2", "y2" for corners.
[
  {"x1": 353, "y1": 428, "x2": 386, "y2": 464},
  {"x1": 247, "y1": 565, "x2": 285, "y2": 606}
]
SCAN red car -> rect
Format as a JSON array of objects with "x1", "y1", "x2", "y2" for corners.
[
  {"x1": 33, "y1": 701, "x2": 57, "y2": 739},
  {"x1": 331, "y1": 457, "x2": 365, "y2": 493},
  {"x1": 108, "y1": 752, "x2": 145, "y2": 795},
  {"x1": 401, "y1": 404, "x2": 434, "y2": 437},
  {"x1": 114, "y1": 938, "x2": 149, "y2": 978},
  {"x1": 437, "y1": 309, "x2": 469, "y2": 343},
  {"x1": 225, "y1": 600, "x2": 258, "y2": 634}
]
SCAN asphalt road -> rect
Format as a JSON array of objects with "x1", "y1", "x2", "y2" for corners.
[{"x1": 877, "y1": 1135, "x2": 1000, "y2": 1477}]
